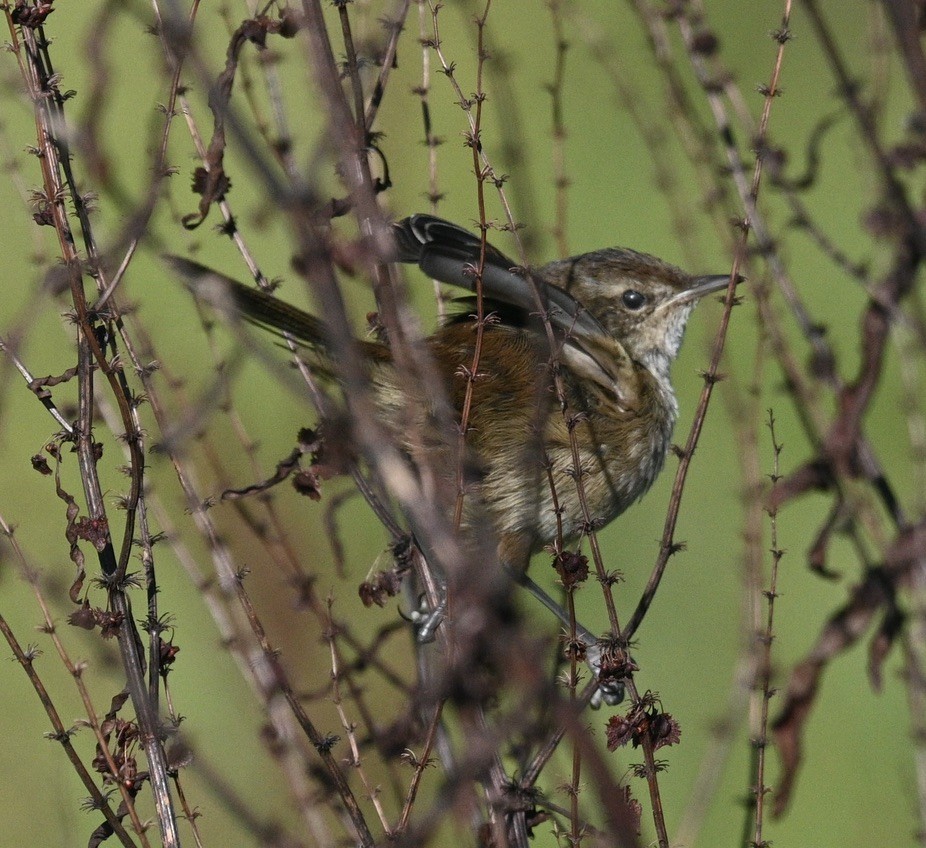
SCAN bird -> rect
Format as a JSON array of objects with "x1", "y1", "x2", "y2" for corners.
[
  {"x1": 391, "y1": 215, "x2": 734, "y2": 572},
  {"x1": 169, "y1": 215, "x2": 733, "y2": 642}
]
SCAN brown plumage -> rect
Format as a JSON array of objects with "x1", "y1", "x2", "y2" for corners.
[{"x1": 169, "y1": 214, "x2": 733, "y2": 574}]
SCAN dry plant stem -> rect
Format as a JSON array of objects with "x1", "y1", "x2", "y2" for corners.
[
  {"x1": 756, "y1": 294, "x2": 904, "y2": 549},
  {"x1": 472, "y1": 710, "x2": 530, "y2": 848},
  {"x1": 175, "y1": 301, "x2": 417, "y2": 671},
  {"x1": 298, "y1": 3, "x2": 510, "y2": 837},
  {"x1": 86, "y1": 327, "x2": 163, "y2": 714},
  {"x1": 0, "y1": 336, "x2": 75, "y2": 431},
  {"x1": 14, "y1": 13, "x2": 352, "y2": 832},
  {"x1": 415, "y1": 0, "x2": 450, "y2": 318},
  {"x1": 300, "y1": 0, "x2": 405, "y2": 335},
  {"x1": 566, "y1": 5, "x2": 712, "y2": 268},
  {"x1": 543, "y1": 801, "x2": 604, "y2": 842},
  {"x1": 624, "y1": 0, "x2": 735, "y2": 246},
  {"x1": 877, "y1": 0, "x2": 926, "y2": 118},
  {"x1": 452, "y1": 0, "x2": 491, "y2": 533},
  {"x1": 425, "y1": 2, "x2": 562, "y2": 364},
  {"x1": 157, "y1": 3, "x2": 413, "y2": 728},
  {"x1": 624, "y1": 0, "x2": 791, "y2": 642},
  {"x1": 194, "y1": 307, "x2": 330, "y2": 588},
  {"x1": 804, "y1": 0, "x2": 923, "y2": 251},
  {"x1": 7, "y1": 13, "x2": 180, "y2": 845},
  {"x1": 325, "y1": 605, "x2": 392, "y2": 833},
  {"x1": 898, "y1": 323, "x2": 926, "y2": 513},
  {"x1": 300, "y1": 0, "x2": 463, "y2": 613},
  {"x1": 674, "y1": 342, "x2": 770, "y2": 846},
  {"x1": 424, "y1": 0, "x2": 569, "y2": 424},
  {"x1": 232, "y1": 574, "x2": 350, "y2": 846},
  {"x1": 144, "y1": 500, "x2": 310, "y2": 844},
  {"x1": 675, "y1": 6, "x2": 756, "y2": 207},
  {"x1": 797, "y1": 0, "x2": 920, "y2": 519},
  {"x1": 363, "y1": 0, "x2": 412, "y2": 129},
  {"x1": 751, "y1": 286, "x2": 892, "y2": 568},
  {"x1": 603, "y1": 10, "x2": 792, "y2": 832},
  {"x1": 684, "y1": 5, "x2": 902, "y2": 541},
  {"x1": 189, "y1": 752, "x2": 309, "y2": 847},
  {"x1": 427, "y1": 7, "x2": 669, "y2": 841},
  {"x1": 467, "y1": 11, "x2": 543, "y2": 239},
  {"x1": 78, "y1": 295, "x2": 178, "y2": 848},
  {"x1": 625, "y1": 681, "x2": 668, "y2": 847},
  {"x1": 749, "y1": 412, "x2": 785, "y2": 846},
  {"x1": 216, "y1": 3, "x2": 301, "y2": 188},
  {"x1": 518, "y1": 684, "x2": 596, "y2": 789},
  {"x1": 294, "y1": 28, "x2": 463, "y2": 809},
  {"x1": 94, "y1": 0, "x2": 203, "y2": 312},
  {"x1": 395, "y1": 701, "x2": 444, "y2": 833},
  {"x1": 174, "y1": 92, "x2": 273, "y2": 287},
  {"x1": 336, "y1": 654, "x2": 410, "y2": 808},
  {"x1": 534, "y1": 459, "x2": 583, "y2": 795},
  {"x1": 425, "y1": 0, "x2": 551, "y2": 442},
  {"x1": 547, "y1": 0, "x2": 570, "y2": 257},
  {"x1": 119, "y1": 328, "x2": 347, "y2": 844},
  {"x1": 902, "y1": 624, "x2": 926, "y2": 844},
  {"x1": 0, "y1": 118, "x2": 48, "y2": 261},
  {"x1": 425, "y1": 4, "x2": 581, "y2": 609},
  {"x1": 566, "y1": 419, "x2": 622, "y2": 635},
  {"x1": 566, "y1": 590, "x2": 582, "y2": 844},
  {"x1": 0, "y1": 516, "x2": 141, "y2": 848},
  {"x1": 901, "y1": 392, "x2": 926, "y2": 842},
  {"x1": 154, "y1": 1, "x2": 283, "y2": 286},
  {"x1": 336, "y1": 1, "x2": 368, "y2": 137},
  {"x1": 770, "y1": 160, "x2": 873, "y2": 287},
  {"x1": 867, "y1": 1, "x2": 892, "y2": 119},
  {"x1": 426, "y1": 7, "x2": 588, "y2": 842},
  {"x1": 170, "y1": 776, "x2": 206, "y2": 848},
  {"x1": 0, "y1": 613, "x2": 141, "y2": 848},
  {"x1": 45, "y1": 0, "x2": 165, "y2": 766},
  {"x1": 173, "y1": 173, "x2": 373, "y2": 585},
  {"x1": 306, "y1": 0, "x2": 460, "y2": 718},
  {"x1": 540, "y1": 692, "x2": 644, "y2": 847},
  {"x1": 322, "y1": 488, "x2": 357, "y2": 577},
  {"x1": 820, "y1": 0, "x2": 926, "y2": 225}
]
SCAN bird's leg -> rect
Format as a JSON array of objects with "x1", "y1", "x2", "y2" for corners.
[
  {"x1": 405, "y1": 533, "x2": 624, "y2": 703},
  {"x1": 508, "y1": 569, "x2": 624, "y2": 706},
  {"x1": 409, "y1": 592, "x2": 447, "y2": 643},
  {"x1": 401, "y1": 539, "x2": 448, "y2": 643},
  {"x1": 498, "y1": 533, "x2": 624, "y2": 705}
]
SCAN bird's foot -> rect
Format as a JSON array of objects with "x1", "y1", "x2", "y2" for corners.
[
  {"x1": 406, "y1": 595, "x2": 447, "y2": 644},
  {"x1": 585, "y1": 638, "x2": 636, "y2": 708}
]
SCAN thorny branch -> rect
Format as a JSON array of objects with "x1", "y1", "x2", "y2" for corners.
[{"x1": 2, "y1": 1, "x2": 926, "y2": 846}]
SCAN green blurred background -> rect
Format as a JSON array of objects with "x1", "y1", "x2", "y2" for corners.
[{"x1": 0, "y1": 1, "x2": 919, "y2": 846}]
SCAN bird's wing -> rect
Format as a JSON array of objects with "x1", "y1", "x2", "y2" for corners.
[
  {"x1": 558, "y1": 335, "x2": 642, "y2": 413},
  {"x1": 394, "y1": 215, "x2": 640, "y2": 410},
  {"x1": 393, "y1": 214, "x2": 609, "y2": 343}
]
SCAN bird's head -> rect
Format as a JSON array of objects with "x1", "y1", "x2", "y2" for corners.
[{"x1": 543, "y1": 248, "x2": 735, "y2": 380}]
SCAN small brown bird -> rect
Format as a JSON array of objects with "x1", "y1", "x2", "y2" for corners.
[{"x1": 171, "y1": 214, "x2": 732, "y2": 585}]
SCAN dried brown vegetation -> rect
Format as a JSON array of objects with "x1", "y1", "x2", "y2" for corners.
[{"x1": 1, "y1": 1, "x2": 925, "y2": 847}]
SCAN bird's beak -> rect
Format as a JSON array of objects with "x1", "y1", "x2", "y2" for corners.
[{"x1": 661, "y1": 273, "x2": 742, "y2": 309}]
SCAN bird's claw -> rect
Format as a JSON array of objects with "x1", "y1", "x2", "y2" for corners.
[
  {"x1": 406, "y1": 596, "x2": 447, "y2": 644},
  {"x1": 590, "y1": 677, "x2": 626, "y2": 708},
  {"x1": 584, "y1": 640, "x2": 627, "y2": 708}
]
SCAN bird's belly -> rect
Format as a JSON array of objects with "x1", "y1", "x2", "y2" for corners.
[{"x1": 480, "y1": 415, "x2": 673, "y2": 551}]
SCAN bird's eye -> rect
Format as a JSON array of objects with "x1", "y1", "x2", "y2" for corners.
[{"x1": 621, "y1": 289, "x2": 646, "y2": 310}]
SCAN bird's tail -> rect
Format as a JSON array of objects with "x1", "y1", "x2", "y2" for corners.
[{"x1": 165, "y1": 255, "x2": 330, "y2": 350}]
